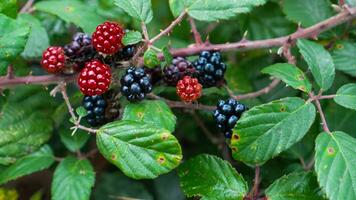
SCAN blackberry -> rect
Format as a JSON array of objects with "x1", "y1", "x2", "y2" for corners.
[
  {"x1": 163, "y1": 57, "x2": 195, "y2": 86},
  {"x1": 82, "y1": 91, "x2": 120, "y2": 127},
  {"x1": 213, "y1": 98, "x2": 247, "y2": 138},
  {"x1": 100, "y1": 45, "x2": 136, "y2": 68},
  {"x1": 193, "y1": 51, "x2": 227, "y2": 88},
  {"x1": 144, "y1": 66, "x2": 163, "y2": 85},
  {"x1": 83, "y1": 95, "x2": 107, "y2": 127},
  {"x1": 63, "y1": 33, "x2": 96, "y2": 74},
  {"x1": 120, "y1": 67, "x2": 152, "y2": 102}
]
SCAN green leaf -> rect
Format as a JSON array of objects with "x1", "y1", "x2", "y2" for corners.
[
  {"x1": 0, "y1": 14, "x2": 30, "y2": 66},
  {"x1": 0, "y1": 0, "x2": 18, "y2": 18},
  {"x1": 0, "y1": 145, "x2": 55, "y2": 185},
  {"x1": 144, "y1": 48, "x2": 160, "y2": 68},
  {"x1": 183, "y1": 0, "x2": 266, "y2": 21},
  {"x1": 123, "y1": 100, "x2": 176, "y2": 132},
  {"x1": 283, "y1": 0, "x2": 333, "y2": 27},
  {"x1": 262, "y1": 63, "x2": 312, "y2": 93},
  {"x1": 332, "y1": 42, "x2": 356, "y2": 77},
  {"x1": 34, "y1": 0, "x2": 105, "y2": 33},
  {"x1": 315, "y1": 131, "x2": 356, "y2": 200},
  {"x1": 169, "y1": 0, "x2": 184, "y2": 17},
  {"x1": 297, "y1": 39, "x2": 335, "y2": 91},
  {"x1": 59, "y1": 126, "x2": 90, "y2": 152},
  {"x1": 231, "y1": 97, "x2": 316, "y2": 165},
  {"x1": 178, "y1": 154, "x2": 248, "y2": 200},
  {"x1": 265, "y1": 172, "x2": 325, "y2": 200},
  {"x1": 18, "y1": 14, "x2": 49, "y2": 59},
  {"x1": 162, "y1": 46, "x2": 173, "y2": 66},
  {"x1": 114, "y1": 0, "x2": 153, "y2": 24},
  {"x1": 76, "y1": 106, "x2": 88, "y2": 117},
  {"x1": 0, "y1": 104, "x2": 53, "y2": 165},
  {"x1": 96, "y1": 120, "x2": 182, "y2": 179},
  {"x1": 52, "y1": 156, "x2": 95, "y2": 200},
  {"x1": 122, "y1": 30, "x2": 142, "y2": 46},
  {"x1": 334, "y1": 83, "x2": 356, "y2": 110}
]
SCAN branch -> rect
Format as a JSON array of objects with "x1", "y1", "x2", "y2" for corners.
[
  {"x1": 188, "y1": 17, "x2": 203, "y2": 44},
  {"x1": 141, "y1": 22, "x2": 150, "y2": 43},
  {"x1": 164, "y1": 7, "x2": 356, "y2": 57},
  {"x1": 309, "y1": 92, "x2": 331, "y2": 133},
  {"x1": 191, "y1": 112, "x2": 222, "y2": 145},
  {"x1": 150, "y1": 11, "x2": 187, "y2": 44},
  {"x1": 0, "y1": 74, "x2": 77, "y2": 88},
  {"x1": 228, "y1": 79, "x2": 281, "y2": 101},
  {"x1": 20, "y1": 0, "x2": 35, "y2": 13}
]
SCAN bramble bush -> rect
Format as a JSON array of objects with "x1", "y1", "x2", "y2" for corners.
[{"x1": 0, "y1": 0, "x2": 356, "y2": 200}]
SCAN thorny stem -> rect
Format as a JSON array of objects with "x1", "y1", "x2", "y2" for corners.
[
  {"x1": 309, "y1": 92, "x2": 331, "y2": 133},
  {"x1": 150, "y1": 11, "x2": 187, "y2": 44},
  {"x1": 20, "y1": 0, "x2": 35, "y2": 13},
  {"x1": 1, "y1": 7, "x2": 355, "y2": 88},
  {"x1": 188, "y1": 16, "x2": 203, "y2": 44}
]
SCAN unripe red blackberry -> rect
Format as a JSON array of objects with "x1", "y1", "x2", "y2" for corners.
[
  {"x1": 92, "y1": 21, "x2": 125, "y2": 55},
  {"x1": 163, "y1": 57, "x2": 195, "y2": 86},
  {"x1": 176, "y1": 76, "x2": 202, "y2": 103},
  {"x1": 40, "y1": 46, "x2": 66, "y2": 73},
  {"x1": 78, "y1": 60, "x2": 111, "y2": 96}
]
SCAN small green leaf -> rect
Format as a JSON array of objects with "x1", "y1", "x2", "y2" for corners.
[
  {"x1": 297, "y1": 39, "x2": 335, "y2": 91},
  {"x1": 262, "y1": 63, "x2": 312, "y2": 93},
  {"x1": 178, "y1": 154, "x2": 248, "y2": 200},
  {"x1": 114, "y1": 0, "x2": 153, "y2": 24},
  {"x1": 0, "y1": 0, "x2": 18, "y2": 18},
  {"x1": 315, "y1": 131, "x2": 356, "y2": 200},
  {"x1": 283, "y1": 0, "x2": 333, "y2": 27},
  {"x1": 34, "y1": 0, "x2": 105, "y2": 33},
  {"x1": 122, "y1": 31, "x2": 142, "y2": 46},
  {"x1": 265, "y1": 172, "x2": 325, "y2": 200},
  {"x1": 332, "y1": 42, "x2": 356, "y2": 77},
  {"x1": 183, "y1": 0, "x2": 266, "y2": 21},
  {"x1": 123, "y1": 100, "x2": 176, "y2": 132},
  {"x1": 96, "y1": 120, "x2": 182, "y2": 179},
  {"x1": 52, "y1": 156, "x2": 95, "y2": 200},
  {"x1": 0, "y1": 14, "x2": 30, "y2": 66},
  {"x1": 231, "y1": 97, "x2": 316, "y2": 165},
  {"x1": 76, "y1": 106, "x2": 88, "y2": 117},
  {"x1": 18, "y1": 14, "x2": 49, "y2": 59},
  {"x1": 0, "y1": 145, "x2": 55, "y2": 185},
  {"x1": 169, "y1": 0, "x2": 184, "y2": 17},
  {"x1": 162, "y1": 46, "x2": 173, "y2": 65},
  {"x1": 144, "y1": 48, "x2": 160, "y2": 68},
  {"x1": 334, "y1": 83, "x2": 356, "y2": 110}
]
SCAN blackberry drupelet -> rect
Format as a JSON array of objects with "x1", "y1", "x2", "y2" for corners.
[
  {"x1": 193, "y1": 51, "x2": 227, "y2": 88},
  {"x1": 163, "y1": 57, "x2": 195, "y2": 86},
  {"x1": 213, "y1": 98, "x2": 247, "y2": 138},
  {"x1": 120, "y1": 67, "x2": 153, "y2": 102}
]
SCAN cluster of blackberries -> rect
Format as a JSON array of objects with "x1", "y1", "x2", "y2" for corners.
[
  {"x1": 120, "y1": 67, "x2": 153, "y2": 102},
  {"x1": 213, "y1": 99, "x2": 247, "y2": 138},
  {"x1": 193, "y1": 51, "x2": 227, "y2": 88},
  {"x1": 64, "y1": 33, "x2": 96, "y2": 66},
  {"x1": 82, "y1": 91, "x2": 120, "y2": 127}
]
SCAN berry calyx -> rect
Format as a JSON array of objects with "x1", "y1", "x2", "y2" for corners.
[
  {"x1": 176, "y1": 76, "x2": 202, "y2": 103},
  {"x1": 40, "y1": 46, "x2": 66, "y2": 73},
  {"x1": 120, "y1": 67, "x2": 153, "y2": 102},
  {"x1": 78, "y1": 60, "x2": 111, "y2": 96},
  {"x1": 92, "y1": 21, "x2": 125, "y2": 55},
  {"x1": 163, "y1": 57, "x2": 195, "y2": 86},
  {"x1": 193, "y1": 51, "x2": 227, "y2": 88},
  {"x1": 213, "y1": 98, "x2": 247, "y2": 138}
]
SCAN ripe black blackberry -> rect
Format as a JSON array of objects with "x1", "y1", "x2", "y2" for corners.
[
  {"x1": 82, "y1": 91, "x2": 120, "y2": 127},
  {"x1": 193, "y1": 51, "x2": 227, "y2": 88},
  {"x1": 163, "y1": 57, "x2": 195, "y2": 86},
  {"x1": 144, "y1": 66, "x2": 163, "y2": 85},
  {"x1": 63, "y1": 33, "x2": 96, "y2": 72},
  {"x1": 100, "y1": 45, "x2": 136, "y2": 68},
  {"x1": 213, "y1": 98, "x2": 247, "y2": 138},
  {"x1": 120, "y1": 67, "x2": 152, "y2": 102},
  {"x1": 82, "y1": 95, "x2": 107, "y2": 127}
]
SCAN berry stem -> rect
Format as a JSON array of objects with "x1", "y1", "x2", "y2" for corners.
[
  {"x1": 20, "y1": 0, "x2": 35, "y2": 13},
  {"x1": 141, "y1": 22, "x2": 150, "y2": 44},
  {"x1": 188, "y1": 16, "x2": 203, "y2": 45},
  {"x1": 309, "y1": 92, "x2": 331, "y2": 134},
  {"x1": 250, "y1": 166, "x2": 261, "y2": 200},
  {"x1": 150, "y1": 11, "x2": 188, "y2": 44}
]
